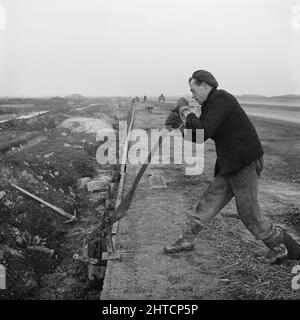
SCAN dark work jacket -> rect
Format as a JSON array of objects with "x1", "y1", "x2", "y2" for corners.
[{"x1": 185, "y1": 88, "x2": 264, "y2": 176}]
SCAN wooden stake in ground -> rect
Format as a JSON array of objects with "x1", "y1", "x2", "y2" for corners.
[{"x1": 10, "y1": 183, "x2": 77, "y2": 223}]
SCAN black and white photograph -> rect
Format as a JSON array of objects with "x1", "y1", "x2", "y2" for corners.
[{"x1": 0, "y1": 0, "x2": 300, "y2": 307}]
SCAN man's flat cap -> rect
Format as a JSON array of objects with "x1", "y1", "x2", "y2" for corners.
[{"x1": 191, "y1": 70, "x2": 218, "y2": 88}]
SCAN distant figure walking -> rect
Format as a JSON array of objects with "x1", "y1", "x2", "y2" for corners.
[
  {"x1": 135, "y1": 96, "x2": 140, "y2": 103},
  {"x1": 158, "y1": 94, "x2": 165, "y2": 102},
  {"x1": 143, "y1": 95, "x2": 147, "y2": 102}
]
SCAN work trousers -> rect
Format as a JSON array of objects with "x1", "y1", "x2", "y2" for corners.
[{"x1": 183, "y1": 157, "x2": 282, "y2": 246}]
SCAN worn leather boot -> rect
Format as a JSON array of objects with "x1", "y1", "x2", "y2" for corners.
[
  {"x1": 264, "y1": 243, "x2": 288, "y2": 265},
  {"x1": 263, "y1": 227, "x2": 289, "y2": 265},
  {"x1": 163, "y1": 235, "x2": 195, "y2": 253},
  {"x1": 283, "y1": 230, "x2": 300, "y2": 260},
  {"x1": 264, "y1": 226, "x2": 300, "y2": 264},
  {"x1": 163, "y1": 222, "x2": 202, "y2": 254}
]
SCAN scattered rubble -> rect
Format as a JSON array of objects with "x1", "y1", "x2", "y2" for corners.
[
  {"x1": 87, "y1": 175, "x2": 111, "y2": 192},
  {"x1": 77, "y1": 177, "x2": 91, "y2": 190},
  {"x1": 59, "y1": 117, "x2": 112, "y2": 134},
  {"x1": 44, "y1": 152, "x2": 54, "y2": 158}
]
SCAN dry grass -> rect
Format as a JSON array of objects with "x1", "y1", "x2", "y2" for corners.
[{"x1": 206, "y1": 214, "x2": 300, "y2": 300}]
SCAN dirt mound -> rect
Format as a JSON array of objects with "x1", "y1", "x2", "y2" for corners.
[
  {"x1": 59, "y1": 117, "x2": 112, "y2": 134},
  {"x1": 0, "y1": 112, "x2": 68, "y2": 132}
]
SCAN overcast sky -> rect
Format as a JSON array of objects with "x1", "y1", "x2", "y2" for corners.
[{"x1": 0, "y1": 0, "x2": 299, "y2": 97}]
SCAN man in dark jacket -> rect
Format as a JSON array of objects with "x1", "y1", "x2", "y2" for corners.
[{"x1": 163, "y1": 70, "x2": 300, "y2": 264}]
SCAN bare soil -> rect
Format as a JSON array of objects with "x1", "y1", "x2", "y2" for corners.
[{"x1": 0, "y1": 97, "x2": 130, "y2": 299}]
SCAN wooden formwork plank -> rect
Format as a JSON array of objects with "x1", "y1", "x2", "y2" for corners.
[{"x1": 111, "y1": 104, "x2": 135, "y2": 236}]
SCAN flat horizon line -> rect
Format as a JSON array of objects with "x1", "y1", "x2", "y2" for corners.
[{"x1": 1, "y1": 93, "x2": 300, "y2": 100}]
